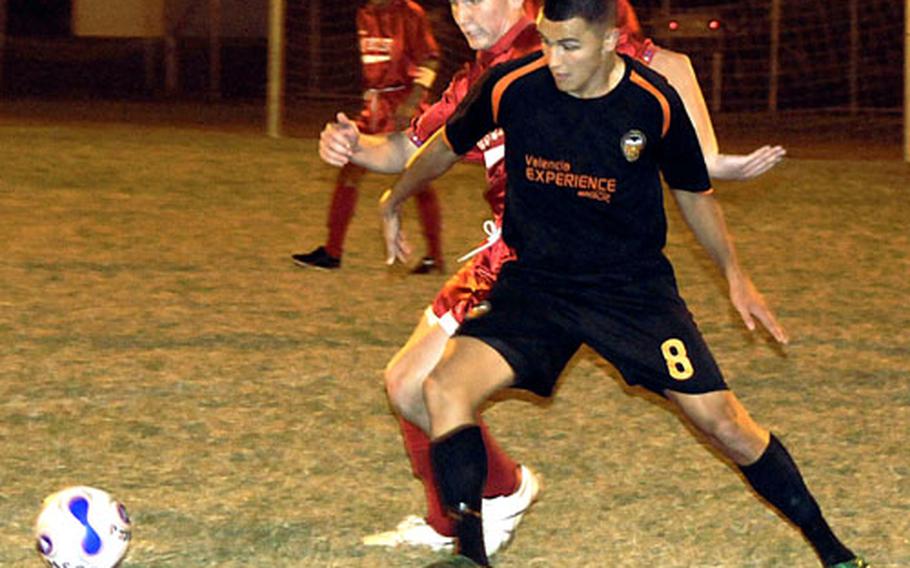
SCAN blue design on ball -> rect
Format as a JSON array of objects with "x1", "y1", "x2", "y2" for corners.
[{"x1": 68, "y1": 496, "x2": 102, "y2": 555}]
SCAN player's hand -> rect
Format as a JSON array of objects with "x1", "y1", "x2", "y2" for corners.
[
  {"x1": 379, "y1": 190, "x2": 412, "y2": 265},
  {"x1": 708, "y1": 145, "x2": 786, "y2": 181},
  {"x1": 319, "y1": 112, "x2": 361, "y2": 167},
  {"x1": 728, "y1": 271, "x2": 789, "y2": 344}
]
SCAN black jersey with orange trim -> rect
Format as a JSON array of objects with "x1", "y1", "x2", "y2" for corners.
[{"x1": 443, "y1": 51, "x2": 711, "y2": 277}]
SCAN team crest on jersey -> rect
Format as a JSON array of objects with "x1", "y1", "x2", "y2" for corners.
[{"x1": 620, "y1": 129, "x2": 647, "y2": 162}]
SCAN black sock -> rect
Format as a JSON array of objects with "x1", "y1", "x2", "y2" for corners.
[
  {"x1": 739, "y1": 434, "x2": 854, "y2": 566},
  {"x1": 430, "y1": 425, "x2": 489, "y2": 566}
]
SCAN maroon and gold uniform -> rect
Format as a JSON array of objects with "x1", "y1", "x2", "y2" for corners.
[
  {"x1": 406, "y1": 16, "x2": 538, "y2": 334},
  {"x1": 300, "y1": 0, "x2": 442, "y2": 266},
  {"x1": 356, "y1": 0, "x2": 439, "y2": 133}
]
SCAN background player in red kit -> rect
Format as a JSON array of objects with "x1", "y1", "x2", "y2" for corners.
[{"x1": 292, "y1": 0, "x2": 445, "y2": 273}]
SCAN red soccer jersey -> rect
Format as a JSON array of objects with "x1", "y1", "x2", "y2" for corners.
[
  {"x1": 357, "y1": 0, "x2": 439, "y2": 91},
  {"x1": 409, "y1": 16, "x2": 540, "y2": 220}
]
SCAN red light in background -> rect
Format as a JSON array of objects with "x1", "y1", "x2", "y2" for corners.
[
  {"x1": 708, "y1": 19, "x2": 721, "y2": 30},
  {"x1": 668, "y1": 19, "x2": 680, "y2": 31}
]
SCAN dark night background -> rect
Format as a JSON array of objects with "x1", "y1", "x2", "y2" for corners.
[{"x1": 0, "y1": 0, "x2": 903, "y2": 111}]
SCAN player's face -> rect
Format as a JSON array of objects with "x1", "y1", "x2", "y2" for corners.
[
  {"x1": 538, "y1": 16, "x2": 619, "y2": 98},
  {"x1": 450, "y1": 0, "x2": 523, "y2": 51}
]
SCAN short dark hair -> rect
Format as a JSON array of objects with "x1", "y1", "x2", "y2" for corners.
[{"x1": 543, "y1": 0, "x2": 616, "y2": 26}]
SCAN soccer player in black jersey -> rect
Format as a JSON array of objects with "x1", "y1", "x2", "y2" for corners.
[{"x1": 378, "y1": 1, "x2": 868, "y2": 566}]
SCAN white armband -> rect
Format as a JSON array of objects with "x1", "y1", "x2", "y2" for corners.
[{"x1": 413, "y1": 65, "x2": 437, "y2": 89}]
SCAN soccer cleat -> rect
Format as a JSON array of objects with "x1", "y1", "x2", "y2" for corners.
[
  {"x1": 411, "y1": 256, "x2": 444, "y2": 275},
  {"x1": 291, "y1": 246, "x2": 340, "y2": 270},
  {"x1": 827, "y1": 557, "x2": 870, "y2": 568},
  {"x1": 363, "y1": 465, "x2": 539, "y2": 556},
  {"x1": 481, "y1": 464, "x2": 541, "y2": 555},
  {"x1": 362, "y1": 515, "x2": 455, "y2": 551}
]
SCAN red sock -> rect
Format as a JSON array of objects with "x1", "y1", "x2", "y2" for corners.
[
  {"x1": 414, "y1": 185, "x2": 443, "y2": 264},
  {"x1": 398, "y1": 415, "x2": 520, "y2": 536},
  {"x1": 399, "y1": 417, "x2": 454, "y2": 536},
  {"x1": 325, "y1": 183, "x2": 358, "y2": 258},
  {"x1": 479, "y1": 420, "x2": 520, "y2": 498}
]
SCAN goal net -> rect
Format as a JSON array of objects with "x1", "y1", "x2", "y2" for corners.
[
  {"x1": 282, "y1": 0, "x2": 472, "y2": 132},
  {"x1": 281, "y1": 0, "x2": 904, "y2": 140}
]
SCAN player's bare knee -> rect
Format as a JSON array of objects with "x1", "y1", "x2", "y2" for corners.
[
  {"x1": 383, "y1": 358, "x2": 408, "y2": 399},
  {"x1": 709, "y1": 415, "x2": 747, "y2": 446},
  {"x1": 699, "y1": 413, "x2": 766, "y2": 462},
  {"x1": 384, "y1": 363, "x2": 423, "y2": 417},
  {"x1": 689, "y1": 404, "x2": 742, "y2": 445},
  {"x1": 384, "y1": 379, "x2": 410, "y2": 417}
]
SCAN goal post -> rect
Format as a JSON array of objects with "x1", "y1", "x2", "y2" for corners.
[
  {"x1": 0, "y1": 0, "x2": 6, "y2": 94},
  {"x1": 905, "y1": 0, "x2": 909, "y2": 161},
  {"x1": 266, "y1": 0, "x2": 284, "y2": 138}
]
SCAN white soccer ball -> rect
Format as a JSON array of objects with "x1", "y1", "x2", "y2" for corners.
[{"x1": 34, "y1": 486, "x2": 132, "y2": 568}]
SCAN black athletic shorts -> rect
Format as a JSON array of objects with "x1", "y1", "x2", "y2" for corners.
[{"x1": 456, "y1": 259, "x2": 729, "y2": 398}]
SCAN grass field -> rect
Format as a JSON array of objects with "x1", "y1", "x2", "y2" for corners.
[{"x1": 0, "y1": 101, "x2": 908, "y2": 567}]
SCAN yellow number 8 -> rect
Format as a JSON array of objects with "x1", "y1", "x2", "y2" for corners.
[{"x1": 660, "y1": 338, "x2": 694, "y2": 380}]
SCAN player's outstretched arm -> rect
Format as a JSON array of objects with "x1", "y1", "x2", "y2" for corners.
[
  {"x1": 671, "y1": 189, "x2": 789, "y2": 344},
  {"x1": 650, "y1": 50, "x2": 785, "y2": 181},
  {"x1": 706, "y1": 145, "x2": 787, "y2": 181},
  {"x1": 380, "y1": 129, "x2": 461, "y2": 265},
  {"x1": 318, "y1": 112, "x2": 418, "y2": 174}
]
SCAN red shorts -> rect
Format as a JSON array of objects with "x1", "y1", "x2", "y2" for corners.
[
  {"x1": 356, "y1": 86, "x2": 428, "y2": 135},
  {"x1": 429, "y1": 237, "x2": 516, "y2": 336}
]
